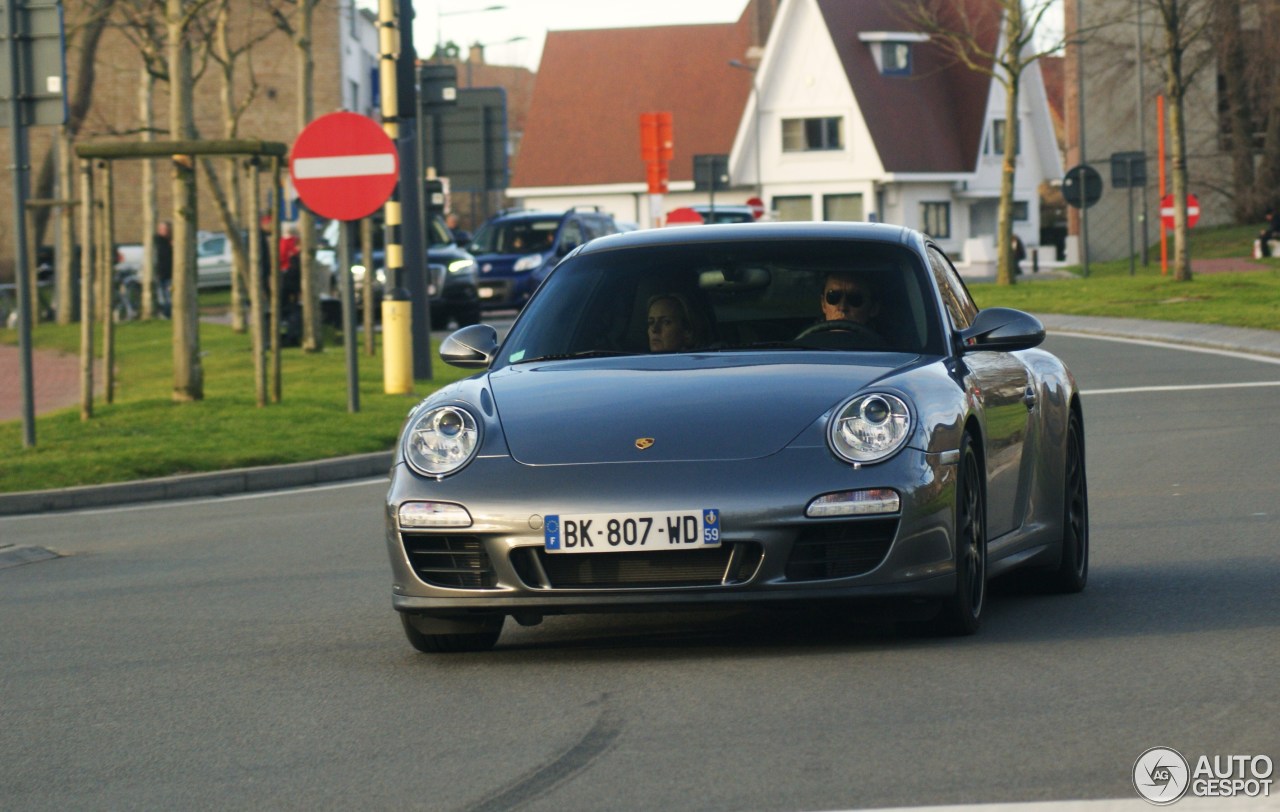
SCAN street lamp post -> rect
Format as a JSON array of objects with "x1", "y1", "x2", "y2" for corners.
[
  {"x1": 436, "y1": 4, "x2": 506, "y2": 62},
  {"x1": 728, "y1": 59, "x2": 763, "y2": 200}
]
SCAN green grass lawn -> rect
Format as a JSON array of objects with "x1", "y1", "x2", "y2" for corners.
[
  {"x1": 1, "y1": 316, "x2": 472, "y2": 493},
  {"x1": 970, "y1": 224, "x2": 1280, "y2": 330},
  {"x1": 2, "y1": 223, "x2": 1276, "y2": 494}
]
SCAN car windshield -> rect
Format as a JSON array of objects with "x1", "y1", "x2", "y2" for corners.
[
  {"x1": 426, "y1": 215, "x2": 453, "y2": 247},
  {"x1": 470, "y1": 217, "x2": 559, "y2": 254},
  {"x1": 496, "y1": 238, "x2": 945, "y2": 368}
]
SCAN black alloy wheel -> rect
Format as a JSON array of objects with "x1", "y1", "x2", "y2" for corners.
[
  {"x1": 937, "y1": 433, "x2": 987, "y2": 635},
  {"x1": 1046, "y1": 411, "x2": 1089, "y2": 593}
]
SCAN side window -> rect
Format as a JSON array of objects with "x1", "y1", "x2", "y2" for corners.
[
  {"x1": 927, "y1": 246, "x2": 978, "y2": 330},
  {"x1": 559, "y1": 219, "x2": 585, "y2": 252}
]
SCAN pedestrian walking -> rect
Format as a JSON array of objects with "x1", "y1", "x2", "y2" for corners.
[{"x1": 154, "y1": 220, "x2": 173, "y2": 317}]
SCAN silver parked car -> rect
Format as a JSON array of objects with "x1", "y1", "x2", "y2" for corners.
[{"x1": 383, "y1": 222, "x2": 1088, "y2": 652}]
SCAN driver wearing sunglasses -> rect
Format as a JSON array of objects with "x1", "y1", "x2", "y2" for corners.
[{"x1": 820, "y1": 272, "x2": 881, "y2": 325}]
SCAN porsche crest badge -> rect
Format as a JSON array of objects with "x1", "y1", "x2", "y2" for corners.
[{"x1": 635, "y1": 437, "x2": 655, "y2": 450}]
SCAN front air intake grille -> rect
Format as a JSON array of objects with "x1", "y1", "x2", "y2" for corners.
[
  {"x1": 427, "y1": 265, "x2": 446, "y2": 295},
  {"x1": 786, "y1": 518, "x2": 899, "y2": 581},
  {"x1": 402, "y1": 534, "x2": 495, "y2": 589},
  {"x1": 514, "y1": 543, "x2": 762, "y2": 589}
]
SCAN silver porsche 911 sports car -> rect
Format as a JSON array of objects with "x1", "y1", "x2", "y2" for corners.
[{"x1": 383, "y1": 222, "x2": 1088, "y2": 652}]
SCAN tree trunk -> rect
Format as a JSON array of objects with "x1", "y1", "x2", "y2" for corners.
[
  {"x1": 215, "y1": 8, "x2": 247, "y2": 333},
  {"x1": 1216, "y1": 0, "x2": 1255, "y2": 221},
  {"x1": 296, "y1": 0, "x2": 322, "y2": 352},
  {"x1": 55, "y1": 130, "x2": 75, "y2": 325},
  {"x1": 1253, "y1": 1, "x2": 1280, "y2": 210},
  {"x1": 169, "y1": 0, "x2": 203, "y2": 400},
  {"x1": 31, "y1": 0, "x2": 112, "y2": 248},
  {"x1": 996, "y1": 7, "x2": 1023, "y2": 287},
  {"x1": 1164, "y1": 28, "x2": 1193, "y2": 282},
  {"x1": 141, "y1": 68, "x2": 158, "y2": 320}
]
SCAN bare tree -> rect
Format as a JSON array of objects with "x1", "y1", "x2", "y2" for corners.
[
  {"x1": 1214, "y1": 0, "x2": 1254, "y2": 222},
  {"x1": 1250, "y1": 0, "x2": 1280, "y2": 216},
  {"x1": 29, "y1": 0, "x2": 116, "y2": 325},
  {"x1": 266, "y1": 0, "x2": 324, "y2": 352},
  {"x1": 1144, "y1": 0, "x2": 1217, "y2": 281},
  {"x1": 197, "y1": 0, "x2": 275, "y2": 334},
  {"x1": 167, "y1": 0, "x2": 207, "y2": 399},
  {"x1": 902, "y1": 0, "x2": 1066, "y2": 286},
  {"x1": 112, "y1": 0, "x2": 168, "y2": 318}
]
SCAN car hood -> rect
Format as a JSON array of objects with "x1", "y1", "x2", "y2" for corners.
[{"x1": 488, "y1": 353, "x2": 919, "y2": 465}]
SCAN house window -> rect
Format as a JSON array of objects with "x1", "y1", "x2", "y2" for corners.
[
  {"x1": 782, "y1": 117, "x2": 843, "y2": 152},
  {"x1": 823, "y1": 194, "x2": 864, "y2": 221},
  {"x1": 987, "y1": 119, "x2": 1021, "y2": 156},
  {"x1": 921, "y1": 202, "x2": 951, "y2": 239},
  {"x1": 773, "y1": 196, "x2": 814, "y2": 221},
  {"x1": 881, "y1": 42, "x2": 912, "y2": 75},
  {"x1": 1013, "y1": 201, "x2": 1029, "y2": 221}
]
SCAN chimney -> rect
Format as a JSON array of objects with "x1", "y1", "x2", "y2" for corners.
[{"x1": 468, "y1": 43, "x2": 485, "y2": 64}]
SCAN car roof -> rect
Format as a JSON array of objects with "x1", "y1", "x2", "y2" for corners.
[
  {"x1": 487, "y1": 208, "x2": 615, "y2": 224},
  {"x1": 578, "y1": 221, "x2": 918, "y2": 254}
]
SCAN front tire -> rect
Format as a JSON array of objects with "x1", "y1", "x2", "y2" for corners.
[
  {"x1": 936, "y1": 433, "x2": 987, "y2": 635},
  {"x1": 1045, "y1": 410, "x2": 1089, "y2": 593},
  {"x1": 400, "y1": 612, "x2": 503, "y2": 653}
]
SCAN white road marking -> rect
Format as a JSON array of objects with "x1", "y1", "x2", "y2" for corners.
[
  {"x1": 1052, "y1": 330, "x2": 1280, "y2": 366},
  {"x1": 1082, "y1": 380, "x2": 1280, "y2": 396},
  {"x1": 292, "y1": 153, "x2": 395, "y2": 179}
]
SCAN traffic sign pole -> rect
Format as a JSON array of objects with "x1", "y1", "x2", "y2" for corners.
[{"x1": 289, "y1": 110, "x2": 401, "y2": 404}]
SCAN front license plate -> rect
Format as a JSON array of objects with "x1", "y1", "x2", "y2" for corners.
[{"x1": 544, "y1": 509, "x2": 720, "y2": 554}]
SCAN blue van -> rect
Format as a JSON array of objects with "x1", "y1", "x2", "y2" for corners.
[{"x1": 469, "y1": 208, "x2": 618, "y2": 311}]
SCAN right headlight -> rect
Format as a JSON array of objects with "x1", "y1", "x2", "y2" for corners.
[
  {"x1": 828, "y1": 393, "x2": 912, "y2": 464},
  {"x1": 512, "y1": 253, "x2": 543, "y2": 272},
  {"x1": 403, "y1": 405, "x2": 481, "y2": 477}
]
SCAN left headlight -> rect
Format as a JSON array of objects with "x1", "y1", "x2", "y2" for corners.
[
  {"x1": 404, "y1": 405, "x2": 481, "y2": 477},
  {"x1": 447, "y1": 258, "x2": 475, "y2": 275},
  {"x1": 828, "y1": 393, "x2": 912, "y2": 465}
]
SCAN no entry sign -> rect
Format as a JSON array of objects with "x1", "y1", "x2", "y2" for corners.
[
  {"x1": 1160, "y1": 193, "x2": 1200, "y2": 230},
  {"x1": 290, "y1": 112, "x2": 398, "y2": 221}
]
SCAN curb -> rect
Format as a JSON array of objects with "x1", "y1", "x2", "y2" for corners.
[
  {"x1": 0, "y1": 451, "x2": 394, "y2": 517},
  {"x1": 1034, "y1": 314, "x2": 1280, "y2": 360}
]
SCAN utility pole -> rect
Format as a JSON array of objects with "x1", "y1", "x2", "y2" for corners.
[{"x1": 378, "y1": 0, "x2": 412, "y2": 394}]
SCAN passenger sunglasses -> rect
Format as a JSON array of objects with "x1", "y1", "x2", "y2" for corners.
[{"x1": 824, "y1": 289, "x2": 866, "y2": 308}]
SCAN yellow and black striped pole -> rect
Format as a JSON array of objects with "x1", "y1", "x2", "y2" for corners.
[{"x1": 378, "y1": 0, "x2": 413, "y2": 394}]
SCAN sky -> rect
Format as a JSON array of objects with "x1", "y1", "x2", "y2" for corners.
[{"x1": 386, "y1": 0, "x2": 754, "y2": 73}]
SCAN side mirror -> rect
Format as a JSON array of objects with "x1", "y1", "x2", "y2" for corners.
[
  {"x1": 440, "y1": 324, "x2": 499, "y2": 369},
  {"x1": 959, "y1": 307, "x2": 1045, "y2": 353}
]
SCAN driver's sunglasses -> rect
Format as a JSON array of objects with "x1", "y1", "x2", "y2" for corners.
[{"x1": 824, "y1": 289, "x2": 866, "y2": 308}]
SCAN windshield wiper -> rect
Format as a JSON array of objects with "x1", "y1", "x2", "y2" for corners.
[{"x1": 514, "y1": 349, "x2": 634, "y2": 364}]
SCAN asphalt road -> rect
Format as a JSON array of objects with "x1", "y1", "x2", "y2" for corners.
[{"x1": 2, "y1": 334, "x2": 1278, "y2": 811}]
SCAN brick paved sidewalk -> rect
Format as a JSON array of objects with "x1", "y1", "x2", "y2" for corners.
[{"x1": 0, "y1": 345, "x2": 95, "y2": 422}]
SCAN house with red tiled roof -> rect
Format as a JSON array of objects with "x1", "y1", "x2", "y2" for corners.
[
  {"x1": 509, "y1": 0, "x2": 1061, "y2": 265},
  {"x1": 507, "y1": 12, "x2": 761, "y2": 226}
]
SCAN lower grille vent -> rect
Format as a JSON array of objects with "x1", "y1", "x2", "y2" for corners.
[
  {"x1": 402, "y1": 534, "x2": 495, "y2": 589},
  {"x1": 786, "y1": 518, "x2": 898, "y2": 581}
]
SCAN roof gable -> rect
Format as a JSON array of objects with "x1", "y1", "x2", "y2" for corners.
[
  {"x1": 510, "y1": 16, "x2": 755, "y2": 189},
  {"x1": 815, "y1": 0, "x2": 998, "y2": 173}
]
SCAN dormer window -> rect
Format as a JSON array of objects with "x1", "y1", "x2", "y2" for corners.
[{"x1": 858, "y1": 32, "x2": 930, "y2": 76}]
